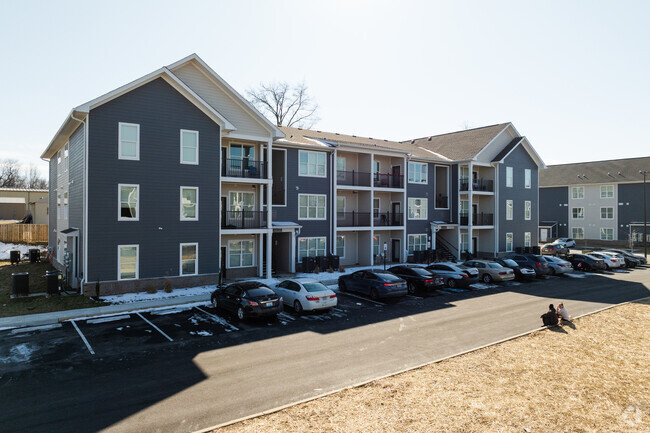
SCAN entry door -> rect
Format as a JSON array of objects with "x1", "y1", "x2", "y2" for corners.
[
  {"x1": 472, "y1": 204, "x2": 478, "y2": 224},
  {"x1": 391, "y1": 239, "x2": 400, "y2": 262},
  {"x1": 391, "y1": 202, "x2": 401, "y2": 225},
  {"x1": 221, "y1": 147, "x2": 227, "y2": 176},
  {"x1": 221, "y1": 246, "x2": 227, "y2": 279},
  {"x1": 391, "y1": 166, "x2": 401, "y2": 187},
  {"x1": 472, "y1": 237, "x2": 478, "y2": 255}
]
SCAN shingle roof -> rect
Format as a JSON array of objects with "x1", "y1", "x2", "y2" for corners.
[
  {"x1": 540, "y1": 156, "x2": 650, "y2": 187},
  {"x1": 491, "y1": 137, "x2": 525, "y2": 162}
]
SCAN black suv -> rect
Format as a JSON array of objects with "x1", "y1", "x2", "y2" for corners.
[
  {"x1": 505, "y1": 253, "x2": 549, "y2": 278},
  {"x1": 491, "y1": 258, "x2": 536, "y2": 281}
]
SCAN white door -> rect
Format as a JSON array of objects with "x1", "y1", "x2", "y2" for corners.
[{"x1": 540, "y1": 229, "x2": 548, "y2": 242}]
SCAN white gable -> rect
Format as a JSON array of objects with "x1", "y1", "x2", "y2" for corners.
[{"x1": 474, "y1": 124, "x2": 518, "y2": 163}]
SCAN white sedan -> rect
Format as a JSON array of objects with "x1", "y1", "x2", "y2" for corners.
[
  {"x1": 595, "y1": 251, "x2": 626, "y2": 268},
  {"x1": 588, "y1": 252, "x2": 623, "y2": 269},
  {"x1": 272, "y1": 278, "x2": 337, "y2": 313}
]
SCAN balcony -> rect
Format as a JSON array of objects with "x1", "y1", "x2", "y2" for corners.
[
  {"x1": 473, "y1": 213, "x2": 494, "y2": 225},
  {"x1": 337, "y1": 171, "x2": 371, "y2": 187},
  {"x1": 373, "y1": 173, "x2": 404, "y2": 188},
  {"x1": 221, "y1": 210, "x2": 267, "y2": 229},
  {"x1": 222, "y1": 158, "x2": 267, "y2": 179},
  {"x1": 337, "y1": 211, "x2": 371, "y2": 227},
  {"x1": 460, "y1": 177, "x2": 494, "y2": 192},
  {"x1": 373, "y1": 212, "x2": 404, "y2": 227}
]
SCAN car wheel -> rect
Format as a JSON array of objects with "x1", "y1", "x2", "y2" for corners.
[
  {"x1": 407, "y1": 282, "x2": 417, "y2": 295},
  {"x1": 211, "y1": 297, "x2": 218, "y2": 309},
  {"x1": 236, "y1": 307, "x2": 245, "y2": 321},
  {"x1": 339, "y1": 280, "x2": 347, "y2": 292},
  {"x1": 370, "y1": 288, "x2": 379, "y2": 301},
  {"x1": 294, "y1": 300, "x2": 303, "y2": 314},
  {"x1": 447, "y1": 278, "x2": 457, "y2": 289},
  {"x1": 482, "y1": 274, "x2": 492, "y2": 283},
  {"x1": 550, "y1": 267, "x2": 556, "y2": 276}
]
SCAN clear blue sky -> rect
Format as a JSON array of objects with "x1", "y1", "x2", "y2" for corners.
[{"x1": 1, "y1": 0, "x2": 648, "y2": 177}]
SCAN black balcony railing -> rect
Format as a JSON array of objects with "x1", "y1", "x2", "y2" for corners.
[
  {"x1": 221, "y1": 210, "x2": 267, "y2": 229},
  {"x1": 460, "y1": 213, "x2": 469, "y2": 226},
  {"x1": 373, "y1": 212, "x2": 404, "y2": 226},
  {"x1": 373, "y1": 173, "x2": 404, "y2": 188},
  {"x1": 473, "y1": 213, "x2": 494, "y2": 225},
  {"x1": 222, "y1": 158, "x2": 267, "y2": 179},
  {"x1": 337, "y1": 211, "x2": 371, "y2": 227},
  {"x1": 460, "y1": 177, "x2": 494, "y2": 192},
  {"x1": 337, "y1": 170, "x2": 371, "y2": 187}
]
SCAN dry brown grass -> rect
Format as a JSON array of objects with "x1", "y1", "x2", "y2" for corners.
[{"x1": 215, "y1": 300, "x2": 650, "y2": 433}]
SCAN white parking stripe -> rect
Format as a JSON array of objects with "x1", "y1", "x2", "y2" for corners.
[
  {"x1": 194, "y1": 306, "x2": 240, "y2": 331},
  {"x1": 136, "y1": 312, "x2": 173, "y2": 342},
  {"x1": 334, "y1": 290, "x2": 386, "y2": 306},
  {"x1": 71, "y1": 320, "x2": 95, "y2": 355}
]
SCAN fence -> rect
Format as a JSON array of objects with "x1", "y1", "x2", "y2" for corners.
[{"x1": 0, "y1": 224, "x2": 48, "y2": 244}]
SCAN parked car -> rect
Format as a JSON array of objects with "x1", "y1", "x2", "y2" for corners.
[
  {"x1": 600, "y1": 251, "x2": 638, "y2": 268},
  {"x1": 542, "y1": 255, "x2": 573, "y2": 275},
  {"x1": 463, "y1": 259, "x2": 515, "y2": 283},
  {"x1": 505, "y1": 254, "x2": 550, "y2": 278},
  {"x1": 426, "y1": 263, "x2": 478, "y2": 288},
  {"x1": 541, "y1": 243, "x2": 569, "y2": 256},
  {"x1": 338, "y1": 270, "x2": 408, "y2": 300},
  {"x1": 555, "y1": 238, "x2": 576, "y2": 248},
  {"x1": 454, "y1": 263, "x2": 480, "y2": 280},
  {"x1": 272, "y1": 278, "x2": 337, "y2": 314},
  {"x1": 566, "y1": 254, "x2": 607, "y2": 272},
  {"x1": 491, "y1": 258, "x2": 536, "y2": 281},
  {"x1": 588, "y1": 252, "x2": 623, "y2": 270},
  {"x1": 211, "y1": 281, "x2": 283, "y2": 320},
  {"x1": 388, "y1": 265, "x2": 444, "y2": 294},
  {"x1": 601, "y1": 249, "x2": 647, "y2": 266}
]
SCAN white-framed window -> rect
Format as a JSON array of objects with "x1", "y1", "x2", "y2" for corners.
[
  {"x1": 524, "y1": 169, "x2": 531, "y2": 189},
  {"x1": 506, "y1": 200, "x2": 513, "y2": 220},
  {"x1": 373, "y1": 161, "x2": 380, "y2": 175},
  {"x1": 505, "y1": 166, "x2": 513, "y2": 187},
  {"x1": 336, "y1": 235, "x2": 345, "y2": 258},
  {"x1": 64, "y1": 142, "x2": 69, "y2": 172},
  {"x1": 118, "y1": 245, "x2": 139, "y2": 280},
  {"x1": 229, "y1": 240, "x2": 254, "y2": 268},
  {"x1": 63, "y1": 192, "x2": 69, "y2": 219},
  {"x1": 57, "y1": 149, "x2": 62, "y2": 165},
  {"x1": 600, "y1": 185, "x2": 614, "y2": 198},
  {"x1": 336, "y1": 157, "x2": 346, "y2": 181},
  {"x1": 524, "y1": 232, "x2": 531, "y2": 247},
  {"x1": 600, "y1": 228, "x2": 614, "y2": 241},
  {"x1": 57, "y1": 194, "x2": 61, "y2": 218},
  {"x1": 571, "y1": 207, "x2": 584, "y2": 219},
  {"x1": 524, "y1": 201, "x2": 531, "y2": 220},
  {"x1": 118, "y1": 122, "x2": 140, "y2": 160},
  {"x1": 336, "y1": 196, "x2": 345, "y2": 219},
  {"x1": 299, "y1": 150, "x2": 326, "y2": 177},
  {"x1": 408, "y1": 234, "x2": 427, "y2": 254},
  {"x1": 118, "y1": 184, "x2": 139, "y2": 221},
  {"x1": 505, "y1": 233, "x2": 513, "y2": 252},
  {"x1": 299, "y1": 194, "x2": 326, "y2": 220},
  {"x1": 408, "y1": 198, "x2": 427, "y2": 220},
  {"x1": 373, "y1": 234, "x2": 381, "y2": 256},
  {"x1": 571, "y1": 187, "x2": 584, "y2": 199},
  {"x1": 600, "y1": 207, "x2": 614, "y2": 219},
  {"x1": 180, "y1": 187, "x2": 198, "y2": 221},
  {"x1": 179, "y1": 243, "x2": 198, "y2": 275},
  {"x1": 298, "y1": 237, "x2": 326, "y2": 259},
  {"x1": 408, "y1": 162, "x2": 427, "y2": 184},
  {"x1": 572, "y1": 227, "x2": 585, "y2": 239},
  {"x1": 229, "y1": 191, "x2": 254, "y2": 212},
  {"x1": 373, "y1": 197, "x2": 380, "y2": 218},
  {"x1": 180, "y1": 129, "x2": 199, "y2": 164}
]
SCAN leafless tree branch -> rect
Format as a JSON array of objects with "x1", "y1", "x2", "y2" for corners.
[{"x1": 247, "y1": 81, "x2": 319, "y2": 128}]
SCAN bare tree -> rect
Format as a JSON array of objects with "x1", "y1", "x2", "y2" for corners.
[
  {"x1": 247, "y1": 81, "x2": 319, "y2": 128},
  {"x1": 0, "y1": 159, "x2": 25, "y2": 188},
  {"x1": 26, "y1": 165, "x2": 48, "y2": 189}
]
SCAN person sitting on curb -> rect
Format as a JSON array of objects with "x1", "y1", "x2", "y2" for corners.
[
  {"x1": 541, "y1": 303, "x2": 559, "y2": 326},
  {"x1": 557, "y1": 302, "x2": 573, "y2": 323}
]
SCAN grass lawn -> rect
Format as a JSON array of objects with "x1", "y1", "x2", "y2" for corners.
[
  {"x1": 0, "y1": 260, "x2": 107, "y2": 318},
  {"x1": 215, "y1": 299, "x2": 650, "y2": 433}
]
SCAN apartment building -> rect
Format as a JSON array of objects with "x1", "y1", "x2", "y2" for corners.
[{"x1": 539, "y1": 157, "x2": 650, "y2": 246}]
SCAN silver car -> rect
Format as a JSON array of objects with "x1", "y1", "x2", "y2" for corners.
[
  {"x1": 543, "y1": 255, "x2": 573, "y2": 275},
  {"x1": 463, "y1": 260, "x2": 515, "y2": 283}
]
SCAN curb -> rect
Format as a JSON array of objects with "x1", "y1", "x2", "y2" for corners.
[{"x1": 193, "y1": 295, "x2": 650, "y2": 433}]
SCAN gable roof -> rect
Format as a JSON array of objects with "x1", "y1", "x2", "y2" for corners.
[
  {"x1": 491, "y1": 137, "x2": 525, "y2": 162},
  {"x1": 540, "y1": 156, "x2": 650, "y2": 187}
]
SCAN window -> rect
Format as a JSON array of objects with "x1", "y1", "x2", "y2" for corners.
[
  {"x1": 118, "y1": 184, "x2": 139, "y2": 221},
  {"x1": 64, "y1": 143, "x2": 69, "y2": 172},
  {"x1": 57, "y1": 194, "x2": 61, "y2": 218},
  {"x1": 180, "y1": 187, "x2": 198, "y2": 220},
  {"x1": 373, "y1": 198, "x2": 380, "y2": 218},
  {"x1": 298, "y1": 237, "x2": 326, "y2": 259},
  {"x1": 600, "y1": 228, "x2": 614, "y2": 241},
  {"x1": 336, "y1": 235, "x2": 345, "y2": 258},
  {"x1": 571, "y1": 187, "x2": 584, "y2": 199},
  {"x1": 118, "y1": 245, "x2": 138, "y2": 280},
  {"x1": 601, "y1": 185, "x2": 614, "y2": 198},
  {"x1": 572, "y1": 227, "x2": 584, "y2": 239},
  {"x1": 230, "y1": 144, "x2": 255, "y2": 168},
  {"x1": 373, "y1": 235, "x2": 381, "y2": 257},
  {"x1": 460, "y1": 233, "x2": 469, "y2": 252},
  {"x1": 57, "y1": 149, "x2": 62, "y2": 165},
  {"x1": 571, "y1": 207, "x2": 584, "y2": 219},
  {"x1": 524, "y1": 201, "x2": 531, "y2": 220},
  {"x1": 373, "y1": 161, "x2": 380, "y2": 175},
  {"x1": 337, "y1": 196, "x2": 345, "y2": 219},
  {"x1": 180, "y1": 243, "x2": 198, "y2": 275},
  {"x1": 299, "y1": 194, "x2": 326, "y2": 220},
  {"x1": 180, "y1": 130, "x2": 199, "y2": 164},
  {"x1": 506, "y1": 200, "x2": 513, "y2": 220},
  {"x1": 299, "y1": 150, "x2": 326, "y2": 177},
  {"x1": 336, "y1": 157, "x2": 346, "y2": 181},
  {"x1": 505, "y1": 233, "x2": 513, "y2": 252},
  {"x1": 506, "y1": 167, "x2": 513, "y2": 187},
  {"x1": 118, "y1": 123, "x2": 139, "y2": 160},
  {"x1": 229, "y1": 191, "x2": 254, "y2": 212},
  {"x1": 408, "y1": 198, "x2": 427, "y2": 220},
  {"x1": 524, "y1": 232, "x2": 531, "y2": 247},
  {"x1": 63, "y1": 192, "x2": 68, "y2": 219},
  {"x1": 408, "y1": 234, "x2": 427, "y2": 254},
  {"x1": 408, "y1": 162, "x2": 427, "y2": 184},
  {"x1": 601, "y1": 207, "x2": 614, "y2": 219},
  {"x1": 524, "y1": 169, "x2": 531, "y2": 188},
  {"x1": 229, "y1": 240, "x2": 254, "y2": 267}
]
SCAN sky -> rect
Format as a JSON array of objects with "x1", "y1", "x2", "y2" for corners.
[{"x1": 0, "y1": 0, "x2": 648, "y2": 178}]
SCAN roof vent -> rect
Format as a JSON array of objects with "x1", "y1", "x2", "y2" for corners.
[
  {"x1": 428, "y1": 136, "x2": 432, "y2": 141},
  {"x1": 411, "y1": 140, "x2": 415, "y2": 144},
  {"x1": 352, "y1": 135, "x2": 356, "y2": 138}
]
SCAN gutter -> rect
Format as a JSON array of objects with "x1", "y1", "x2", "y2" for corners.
[{"x1": 70, "y1": 112, "x2": 88, "y2": 295}]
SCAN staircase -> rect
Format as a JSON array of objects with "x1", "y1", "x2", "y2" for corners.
[{"x1": 436, "y1": 235, "x2": 459, "y2": 262}]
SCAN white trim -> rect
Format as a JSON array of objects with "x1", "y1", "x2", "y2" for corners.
[
  {"x1": 524, "y1": 232, "x2": 532, "y2": 247},
  {"x1": 179, "y1": 242, "x2": 199, "y2": 276},
  {"x1": 473, "y1": 124, "x2": 512, "y2": 161},
  {"x1": 117, "y1": 244, "x2": 139, "y2": 280},
  {"x1": 407, "y1": 161, "x2": 428, "y2": 184},
  {"x1": 180, "y1": 129, "x2": 199, "y2": 165},
  {"x1": 600, "y1": 206, "x2": 614, "y2": 220},
  {"x1": 407, "y1": 197, "x2": 428, "y2": 220},
  {"x1": 337, "y1": 195, "x2": 346, "y2": 218},
  {"x1": 505, "y1": 233, "x2": 513, "y2": 252},
  {"x1": 572, "y1": 227, "x2": 585, "y2": 239},
  {"x1": 298, "y1": 149, "x2": 328, "y2": 178},
  {"x1": 407, "y1": 233, "x2": 427, "y2": 254},
  {"x1": 571, "y1": 186, "x2": 584, "y2": 199},
  {"x1": 600, "y1": 227, "x2": 614, "y2": 241},
  {"x1": 524, "y1": 200, "x2": 531, "y2": 220},
  {"x1": 228, "y1": 190, "x2": 256, "y2": 211},
  {"x1": 298, "y1": 193, "x2": 327, "y2": 221},
  {"x1": 297, "y1": 236, "x2": 327, "y2": 260},
  {"x1": 524, "y1": 168, "x2": 531, "y2": 189},
  {"x1": 434, "y1": 164, "x2": 450, "y2": 210},
  {"x1": 571, "y1": 207, "x2": 585, "y2": 220},
  {"x1": 227, "y1": 239, "x2": 256, "y2": 268},
  {"x1": 118, "y1": 123, "x2": 140, "y2": 161},
  {"x1": 180, "y1": 186, "x2": 199, "y2": 221},
  {"x1": 600, "y1": 185, "x2": 615, "y2": 198},
  {"x1": 271, "y1": 147, "x2": 287, "y2": 207},
  {"x1": 336, "y1": 234, "x2": 346, "y2": 259},
  {"x1": 373, "y1": 196, "x2": 380, "y2": 219},
  {"x1": 118, "y1": 184, "x2": 140, "y2": 221},
  {"x1": 505, "y1": 199, "x2": 513, "y2": 220},
  {"x1": 505, "y1": 166, "x2": 513, "y2": 188}
]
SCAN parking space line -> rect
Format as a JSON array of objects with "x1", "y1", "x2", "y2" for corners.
[
  {"x1": 70, "y1": 320, "x2": 95, "y2": 355},
  {"x1": 136, "y1": 312, "x2": 173, "y2": 342},
  {"x1": 194, "y1": 307, "x2": 240, "y2": 331},
  {"x1": 334, "y1": 290, "x2": 386, "y2": 306}
]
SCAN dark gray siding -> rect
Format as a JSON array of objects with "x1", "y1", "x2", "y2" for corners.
[
  {"x1": 539, "y1": 186, "x2": 569, "y2": 238},
  {"x1": 68, "y1": 124, "x2": 85, "y2": 273},
  {"x1": 431, "y1": 163, "x2": 452, "y2": 223},
  {"x1": 498, "y1": 145, "x2": 539, "y2": 250},
  {"x1": 48, "y1": 159, "x2": 57, "y2": 251},
  {"x1": 87, "y1": 78, "x2": 220, "y2": 283},
  {"x1": 618, "y1": 182, "x2": 650, "y2": 241},
  {"x1": 450, "y1": 165, "x2": 458, "y2": 224},
  {"x1": 406, "y1": 163, "x2": 435, "y2": 238}
]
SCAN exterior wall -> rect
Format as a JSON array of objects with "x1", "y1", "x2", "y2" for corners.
[
  {"x1": 0, "y1": 190, "x2": 48, "y2": 223},
  {"x1": 616, "y1": 183, "x2": 650, "y2": 242},
  {"x1": 86, "y1": 78, "x2": 221, "y2": 287},
  {"x1": 474, "y1": 126, "x2": 516, "y2": 163},
  {"x1": 221, "y1": 233, "x2": 258, "y2": 278},
  {"x1": 68, "y1": 123, "x2": 85, "y2": 277},
  {"x1": 405, "y1": 162, "x2": 435, "y2": 247},
  {"x1": 539, "y1": 186, "x2": 569, "y2": 238},
  {"x1": 49, "y1": 161, "x2": 57, "y2": 252},
  {"x1": 567, "y1": 184, "x2": 618, "y2": 241}
]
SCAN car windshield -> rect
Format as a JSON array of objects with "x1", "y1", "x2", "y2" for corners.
[
  {"x1": 376, "y1": 272, "x2": 402, "y2": 281},
  {"x1": 302, "y1": 282, "x2": 329, "y2": 293},
  {"x1": 247, "y1": 288, "x2": 272, "y2": 297},
  {"x1": 410, "y1": 268, "x2": 432, "y2": 276},
  {"x1": 487, "y1": 263, "x2": 503, "y2": 269},
  {"x1": 456, "y1": 264, "x2": 471, "y2": 270},
  {"x1": 502, "y1": 259, "x2": 518, "y2": 267}
]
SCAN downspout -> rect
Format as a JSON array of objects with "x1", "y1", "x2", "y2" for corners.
[
  {"x1": 70, "y1": 112, "x2": 87, "y2": 295},
  {"x1": 493, "y1": 162, "x2": 499, "y2": 257},
  {"x1": 330, "y1": 148, "x2": 336, "y2": 255}
]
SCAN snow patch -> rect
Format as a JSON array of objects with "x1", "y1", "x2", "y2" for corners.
[
  {"x1": 0, "y1": 343, "x2": 37, "y2": 364},
  {"x1": 0, "y1": 242, "x2": 41, "y2": 260},
  {"x1": 100, "y1": 286, "x2": 216, "y2": 304}
]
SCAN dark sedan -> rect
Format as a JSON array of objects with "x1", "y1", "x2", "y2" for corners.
[
  {"x1": 541, "y1": 244, "x2": 569, "y2": 256},
  {"x1": 602, "y1": 249, "x2": 646, "y2": 266},
  {"x1": 505, "y1": 253, "x2": 550, "y2": 278},
  {"x1": 567, "y1": 254, "x2": 607, "y2": 272},
  {"x1": 426, "y1": 263, "x2": 478, "y2": 288},
  {"x1": 211, "y1": 281, "x2": 283, "y2": 320},
  {"x1": 388, "y1": 265, "x2": 444, "y2": 294},
  {"x1": 338, "y1": 270, "x2": 408, "y2": 300},
  {"x1": 491, "y1": 258, "x2": 536, "y2": 281}
]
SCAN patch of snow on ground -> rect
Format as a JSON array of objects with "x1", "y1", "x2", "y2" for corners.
[
  {"x1": 0, "y1": 343, "x2": 37, "y2": 364},
  {"x1": 100, "y1": 285, "x2": 216, "y2": 304},
  {"x1": 0, "y1": 242, "x2": 41, "y2": 260}
]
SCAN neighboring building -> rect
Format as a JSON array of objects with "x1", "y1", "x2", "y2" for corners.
[
  {"x1": 0, "y1": 187, "x2": 49, "y2": 224},
  {"x1": 41, "y1": 54, "x2": 544, "y2": 295},
  {"x1": 539, "y1": 156, "x2": 650, "y2": 246}
]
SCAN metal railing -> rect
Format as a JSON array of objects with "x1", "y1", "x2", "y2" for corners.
[
  {"x1": 221, "y1": 210, "x2": 267, "y2": 229},
  {"x1": 373, "y1": 173, "x2": 404, "y2": 188},
  {"x1": 337, "y1": 211, "x2": 371, "y2": 227},
  {"x1": 460, "y1": 177, "x2": 494, "y2": 192},
  {"x1": 373, "y1": 212, "x2": 404, "y2": 226},
  {"x1": 337, "y1": 170, "x2": 371, "y2": 187},
  {"x1": 222, "y1": 158, "x2": 267, "y2": 179},
  {"x1": 473, "y1": 213, "x2": 494, "y2": 225}
]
